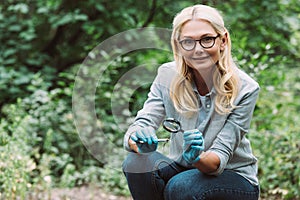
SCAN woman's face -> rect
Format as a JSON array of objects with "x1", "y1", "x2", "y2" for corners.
[{"x1": 179, "y1": 20, "x2": 226, "y2": 72}]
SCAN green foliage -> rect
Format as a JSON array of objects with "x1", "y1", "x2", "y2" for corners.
[
  {"x1": 99, "y1": 168, "x2": 130, "y2": 196},
  {"x1": 0, "y1": 72, "x2": 103, "y2": 196},
  {"x1": 251, "y1": 68, "x2": 300, "y2": 199},
  {"x1": 251, "y1": 130, "x2": 300, "y2": 199},
  {"x1": 0, "y1": 0, "x2": 178, "y2": 74},
  {"x1": 0, "y1": 117, "x2": 34, "y2": 199},
  {"x1": 0, "y1": 66, "x2": 50, "y2": 107},
  {"x1": 0, "y1": 0, "x2": 299, "y2": 199}
]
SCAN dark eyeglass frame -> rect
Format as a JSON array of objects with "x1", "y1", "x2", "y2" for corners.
[{"x1": 179, "y1": 34, "x2": 220, "y2": 51}]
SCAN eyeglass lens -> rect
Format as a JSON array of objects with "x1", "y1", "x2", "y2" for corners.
[{"x1": 180, "y1": 35, "x2": 219, "y2": 51}]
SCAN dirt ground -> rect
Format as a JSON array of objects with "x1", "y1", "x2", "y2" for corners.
[
  {"x1": 50, "y1": 187, "x2": 131, "y2": 200},
  {"x1": 27, "y1": 186, "x2": 285, "y2": 200},
  {"x1": 28, "y1": 186, "x2": 132, "y2": 200}
]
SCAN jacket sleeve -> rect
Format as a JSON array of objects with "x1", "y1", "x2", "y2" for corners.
[
  {"x1": 208, "y1": 83, "x2": 260, "y2": 175},
  {"x1": 123, "y1": 64, "x2": 172, "y2": 151}
]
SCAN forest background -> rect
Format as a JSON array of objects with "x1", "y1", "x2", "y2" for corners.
[{"x1": 0, "y1": 0, "x2": 299, "y2": 199}]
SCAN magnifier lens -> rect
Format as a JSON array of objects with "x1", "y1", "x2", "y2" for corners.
[{"x1": 163, "y1": 119, "x2": 181, "y2": 133}]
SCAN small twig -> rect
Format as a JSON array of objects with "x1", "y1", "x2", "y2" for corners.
[{"x1": 141, "y1": 0, "x2": 157, "y2": 27}]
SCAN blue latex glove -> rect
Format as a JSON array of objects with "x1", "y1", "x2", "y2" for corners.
[
  {"x1": 183, "y1": 129, "x2": 204, "y2": 164},
  {"x1": 130, "y1": 126, "x2": 158, "y2": 153}
]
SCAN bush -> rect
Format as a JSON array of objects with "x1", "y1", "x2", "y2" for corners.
[
  {"x1": 251, "y1": 68, "x2": 300, "y2": 199},
  {"x1": 0, "y1": 116, "x2": 34, "y2": 199},
  {"x1": 0, "y1": 72, "x2": 103, "y2": 194}
]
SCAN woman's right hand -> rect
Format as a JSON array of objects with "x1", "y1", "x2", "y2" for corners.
[{"x1": 129, "y1": 126, "x2": 158, "y2": 153}]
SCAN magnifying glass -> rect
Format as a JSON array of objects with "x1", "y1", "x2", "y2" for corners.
[
  {"x1": 136, "y1": 118, "x2": 183, "y2": 144},
  {"x1": 162, "y1": 118, "x2": 184, "y2": 133}
]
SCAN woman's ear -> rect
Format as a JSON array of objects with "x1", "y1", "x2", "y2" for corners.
[{"x1": 220, "y1": 32, "x2": 228, "y2": 51}]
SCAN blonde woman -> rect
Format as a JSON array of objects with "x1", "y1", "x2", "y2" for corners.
[{"x1": 123, "y1": 4, "x2": 260, "y2": 200}]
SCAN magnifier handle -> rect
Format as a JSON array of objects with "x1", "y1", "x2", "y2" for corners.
[
  {"x1": 137, "y1": 138, "x2": 169, "y2": 143},
  {"x1": 158, "y1": 138, "x2": 169, "y2": 142}
]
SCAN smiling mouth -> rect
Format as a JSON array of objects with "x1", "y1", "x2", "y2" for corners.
[{"x1": 192, "y1": 56, "x2": 209, "y2": 60}]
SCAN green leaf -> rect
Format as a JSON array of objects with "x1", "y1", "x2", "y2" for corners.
[{"x1": 8, "y1": 3, "x2": 29, "y2": 14}]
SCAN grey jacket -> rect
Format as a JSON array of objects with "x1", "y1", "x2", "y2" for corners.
[{"x1": 124, "y1": 61, "x2": 260, "y2": 186}]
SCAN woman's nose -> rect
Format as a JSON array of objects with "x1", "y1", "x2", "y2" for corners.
[{"x1": 194, "y1": 42, "x2": 204, "y2": 53}]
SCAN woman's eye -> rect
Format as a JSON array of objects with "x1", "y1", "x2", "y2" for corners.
[
  {"x1": 183, "y1": 40, "x2": 194, "y2": 45},
  {"x1": 202, "y1": 37, "x2": 213, "y2": 43}
]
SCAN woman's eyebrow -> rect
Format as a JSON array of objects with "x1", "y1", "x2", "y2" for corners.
[{"x1": 181, "y1": 33, "x2": 217, "y2": 39}]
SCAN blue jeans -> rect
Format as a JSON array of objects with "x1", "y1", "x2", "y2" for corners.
[{"x1": 122, "y1": 151, "x2": 259, "y2": 200}]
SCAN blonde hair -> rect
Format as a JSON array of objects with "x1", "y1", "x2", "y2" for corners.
[{"x1": 170, "y1": 5, "x2": 240, "y2": 116}]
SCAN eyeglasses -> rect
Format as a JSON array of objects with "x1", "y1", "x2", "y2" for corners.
[{"x1": 179, "y1": 34, "x2": 220, "y2": 51}]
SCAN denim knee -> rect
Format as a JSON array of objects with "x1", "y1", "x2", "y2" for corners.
[
  {"x1": 164, "y1": 170, "x2": 196, "y2": 200},
  {"x1": 122, "y1": 152, "x2": 177, "y2": 200},
  {"x1": 122, "y1": 151, "x2": 164, "y2": 174},
  {"x1": 164, "y1": 169, "x2": 260, "y2": 200}
]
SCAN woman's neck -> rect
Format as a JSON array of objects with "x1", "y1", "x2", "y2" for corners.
[{"x1": 192, "y1": 68, "x2": 214, "y2": 96}]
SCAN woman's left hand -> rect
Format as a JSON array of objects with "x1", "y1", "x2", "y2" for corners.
[{"x1": 183, "y1": 129, "x2": 204, "y2": 164}]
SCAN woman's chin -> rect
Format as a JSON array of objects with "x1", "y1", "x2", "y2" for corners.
[{"x1": 189, "y1": 60, "x2": 215, "y2": 71}]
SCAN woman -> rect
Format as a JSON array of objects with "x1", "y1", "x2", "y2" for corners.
[{"x1": 122, "y1": 4, "x2": 260, "y2": 200}]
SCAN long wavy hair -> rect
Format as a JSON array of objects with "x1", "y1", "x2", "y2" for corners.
[{"x1": 170, "y1": 5, "x2": 240, "y2": 116}]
